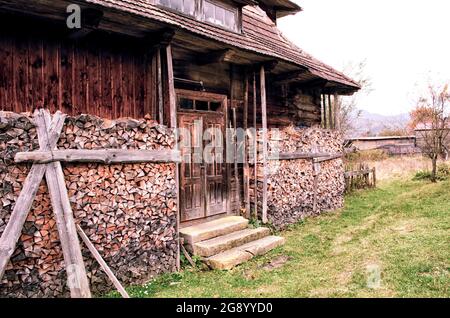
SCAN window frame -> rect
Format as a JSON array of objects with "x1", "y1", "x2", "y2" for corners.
[{"x1": 154, "y1": 0, "x2": 242, "y2": 33}]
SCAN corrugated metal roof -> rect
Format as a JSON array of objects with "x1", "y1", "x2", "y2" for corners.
[{"x1": 84, "y1": 0, "x2": 361, "y2": 90}]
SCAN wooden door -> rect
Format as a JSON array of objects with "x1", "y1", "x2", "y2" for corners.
[
  {"x1": 177, "y1": 90, "x2": 227, "y2": 223},
  {"x1": 204, "y1": 114, "x2": 226, "y2": 217},
  {"x1": 179, "y1": 114, "x2": 205, "y2": 222}
]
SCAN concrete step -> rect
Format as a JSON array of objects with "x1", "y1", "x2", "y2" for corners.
[
  {"x1": 206, "y1": 236, "x2": 285, "y2": 270},
  {"x1": 180, "y1": 216, "x2": 249, "y2": 246},
  {"x1": 191, "y1": 227, "x2": 271, "y2": 257}
]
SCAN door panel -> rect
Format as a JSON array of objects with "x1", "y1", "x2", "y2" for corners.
[
  {"x1": 178, "y1": 107, "x2": 227, "y2": 222},
  {"x1": 179, "y1": 115, "x2": 204, "y2": 222},
  {"x1": 204, "y1": 119, "x2": 226, "y2": 216}
]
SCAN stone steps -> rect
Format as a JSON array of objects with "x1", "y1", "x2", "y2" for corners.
[
  {"x1": 180, "y1": 216, "x2": 285, "y2": 270},
  {"x1": 206, "y1": 236, "x2": 286, "y2": 270},
  {"x1": 180, "y1": 216, "x2": 249, "y2": 246},
  {"x1": 190, "y1": 227, "x2": 271, "y2": 257}
]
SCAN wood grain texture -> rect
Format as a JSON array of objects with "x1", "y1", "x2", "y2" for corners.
[
  {"x1": 35, "y1": 110, "x2": 91, "y2": 298},
  {"x1": 15, "y1": 149, "x2": 182, "y2": 164},
  {"x1": 0, "y1": 31, "x2": 157, "y2": 120},
  {"x1": 0, "y1": 110, "x2": 65, "y2": 283},
  {"x1": 76, "y1": 225, "x2": 129, "y2": 298}
]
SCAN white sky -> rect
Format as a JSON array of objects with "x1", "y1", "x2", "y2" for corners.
[{"x1": 278, "y1": 0, "x2": 450, "y2": 116}]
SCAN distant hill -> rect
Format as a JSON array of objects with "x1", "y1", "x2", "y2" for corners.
[{"x1": 349, "y1": 110, "x2": 410, "y2": 138}]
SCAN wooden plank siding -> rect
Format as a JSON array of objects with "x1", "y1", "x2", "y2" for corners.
[{"x1": 0, "y1": 30, "x2": 158, "y2": 120}]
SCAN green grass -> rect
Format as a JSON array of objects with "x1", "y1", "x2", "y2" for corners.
[{"x1": 110, "y1": 177, "x2": 450, "y2": 298}]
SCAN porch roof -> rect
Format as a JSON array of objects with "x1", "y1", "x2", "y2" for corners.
[{"x1": 84, "y1": 0, "x2": 361, "y2": 93}]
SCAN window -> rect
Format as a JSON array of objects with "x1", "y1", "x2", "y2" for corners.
[
  {"x1": 178, "y1": 97, "x2": 223, "y2": 112},
  {"x1": 157, "y1": 0, "x2": 196, "y2": 16},
  {"x1": 203, "y1": 0, "x2": 237, "y2": 31},
  {"x1": 156, "y1": 0, "x2": 239, "y2": 32}
]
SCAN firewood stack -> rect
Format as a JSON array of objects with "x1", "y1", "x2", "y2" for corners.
[
  {"x1": 250, "y1": 126, "x2": 345, "y2": 230},
  {"x1": 0, "y1": 111, "x2": 178, "y2": 298}
]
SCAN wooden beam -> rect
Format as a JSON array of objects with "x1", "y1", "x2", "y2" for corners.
[
  {"x1": 273, "y1": 69, "x2": 308, "y2": 84},
  {"x1": 297, "y1": 79, "x2": 328, "y2": 91},
  {"x1": 144, "y1": 28, "x2": 175, "y2": 50},
  {"x1": 328, "y1": 94, "x2": 333, "y2": 129},
  {"x1": 312, "y1": 161, "x2": 320, "y2": 213},
  {"x1": 269, "y1": 152, "x2": 342, "y2": 161},
  {"x1": 196, "y1": 49, "x2": 237, "y2": 65},
  {"x1": 260, "y1": 65, "x2": 268, "y2": 224},
  {"x1": 36, "y1": 112, "x2": 91, "y2": 298},
  {"x1": 164, "y1": 43, "x2": 181, "y2": 271},
  {"x1": 314, "y1": 153, "x2": 343, "y2": 163},
  {"x1": 45, "y1": 161, "x2": 91, "y2": 298},
  {"x1": 334, "y1": 93, "x2": 340, "y2": 130},
  {"x1": 15, "y1": 149, "x2": 182, "y2": 164},
  {"x1": 0, "y1": 110, "x2": 65, "y2": 282},
  {"x1": 76, "y1": 225, "x2": 129, "y2": 298},
  {"x1": 252, "y1": 72, "x2": 258, "y2": 220},
  {"x1": 166, "y1": 44, "x2": 177, "y2": 129},
  {"x1": 157, "y1": 48, "x2": 164, "y2": 125},
  {"x1": 322, "y1": 94, "x2": 327, "y2": 129},
  {"x1": 243, "y1": 72, "x2": 250, "y2": 218},
  {"x1": 230, "y1": 65, "x2": 240, "y2": 213}
]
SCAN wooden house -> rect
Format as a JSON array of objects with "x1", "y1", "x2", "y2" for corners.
[
  {"x1": 0, "y1": 0, "x2": 361, "y2": 296},
  {"x1": 346, "y1": 136, "x2": 420, "y2": 156}
]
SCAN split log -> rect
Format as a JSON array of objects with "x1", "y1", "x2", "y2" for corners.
[
  {"x1": 76, "y1": 225, "x2": 129, "y2": 298},
  {"x1": 0, "y1": 110, "x2": 65, "y2": 282}
]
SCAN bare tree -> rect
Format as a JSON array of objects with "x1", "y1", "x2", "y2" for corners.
[
  {"x1": 335, "y1": 60, "x2": 372, "y2": 137},
  {"x1": 412, "y1": 83, "x2": 449, "y2": 182}
]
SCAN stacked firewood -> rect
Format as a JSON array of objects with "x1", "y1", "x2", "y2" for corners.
[
  {"x1": 0, "y1": 111, "x2": 177, "y2": 298},
  {"x1": 250, "y1": 126, "x2": 345, "y2": 229}
]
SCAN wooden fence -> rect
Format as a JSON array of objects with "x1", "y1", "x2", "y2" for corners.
[{"x1": 345, "y1": 163, "x2": 376, "y2": 192}]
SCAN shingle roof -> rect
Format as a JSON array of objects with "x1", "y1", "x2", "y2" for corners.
[{"x1": 85, "y1": 0, "x2": 361, "y2": 91}]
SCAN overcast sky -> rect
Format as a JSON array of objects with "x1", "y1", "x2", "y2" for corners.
[{"x1": 278, "y1": 0, "x2": 450, "y2": 116}]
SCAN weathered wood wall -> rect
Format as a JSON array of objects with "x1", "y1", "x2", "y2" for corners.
[{"x1": 0, "y1": 15, "x2": 158, "y2": 119}]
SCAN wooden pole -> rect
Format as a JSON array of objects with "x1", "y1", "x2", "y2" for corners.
[
  {"x1": 313, "y1": 161, "x2": 319, "y2": 214},
  {"x1": 243, "y1": 72, "x2": 250, "y2": 218},
  {"x1": 15, "y1": 149, "x2": 182, "y2": 164},
  {"x1": 321, "y1": 94, "x2": 325, "y2": 129},
  {"x1": 166, "y1": 45, "x2": 177, "y2": 129},
  {"x1": 334, "y1": 93, "x2": 340, "y2": 131},
  {"x1": 252, "y1": 72, "x2": 258, "y2": 220},
  {"x1": 157, "y1": 48, "x2": 164, "y2": 125},
  {"x1": 230, "y1": 65, "x2": 240, "y2": 212},
  {"x1": 165, "y1": 44, "x2": 181, "y2": 271},
  {"x1": 328, "y1": 94, "x2": 333, "y2": 129},
  {"x1": 36, "y1": 112, "x2": 91, "y2": 298},
  {"x1": 232, "y1": 107, "x2": 240, "y2": 211},
  {"x1": 373, "y1": 167, "x2": 377, "y2": 188},
  {"x1": 260, "y1": 65, "x2": 268, "y2": 224},
  {"x1": 76, "y1": 225, "x2": 129, "y2": 298},
  {"x1": 0, "y1": 110, "x2": 65, "y2": 283}
]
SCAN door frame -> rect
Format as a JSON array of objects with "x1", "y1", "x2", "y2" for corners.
[{"x1": 176, "y1": 89, "x2": 233, "y2": 226}]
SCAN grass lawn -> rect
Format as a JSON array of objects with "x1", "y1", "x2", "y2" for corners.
[{"x1": 112, "y1": 177, "x2": 450, "y2": 298}]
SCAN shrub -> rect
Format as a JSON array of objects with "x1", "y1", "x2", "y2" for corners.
[{"x1": 413, "y1": 163, "x2": 450, "y2": 181}]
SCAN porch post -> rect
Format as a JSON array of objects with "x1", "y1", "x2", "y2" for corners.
[
  {"x1": 260, "y1": 65, "x2": 268, "y2": 224},
  {"x1": 328, "y1": 94, "x2": 333, "y2": 129},
  {"x1": 334, "y1": 93, "x2": 340, "y2": 131},
  {"x1": 243, "y1": 72, "x2": 251, "y2": 218},
  {"x1": 321, "y1": 94, "x2": 326, "y2": 129},
  {"x1": 252, "y1": 72, "x2": 258, "y2": 220},
  {"x1": 165, "y1": 44, "x2": 180, "y2": 270}
]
